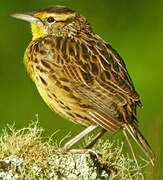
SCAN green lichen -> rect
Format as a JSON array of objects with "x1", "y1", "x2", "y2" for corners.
[{"x1": 0, "y1": 122, "x2": 146, "y2": 179}]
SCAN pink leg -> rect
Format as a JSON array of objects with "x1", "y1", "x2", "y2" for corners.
[
  {"x1": 85, "y1": 129, "x2": 107, "y2": 149},
  {"x1": 63, "y1": 125, "x2": 98, "y2": 151}
]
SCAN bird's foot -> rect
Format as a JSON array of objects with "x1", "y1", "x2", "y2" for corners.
[{"x1": 65, "y1": 148, "x2": 101, "y2": 159}]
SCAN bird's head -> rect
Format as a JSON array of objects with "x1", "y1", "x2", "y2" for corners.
[{"x1": 10, "y1": 6, "x2": 90, "y2": 40}]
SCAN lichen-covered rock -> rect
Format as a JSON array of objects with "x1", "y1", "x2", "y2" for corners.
[
  {"x1": 0, "y1": 153, "x2": 110, "y2": 179},
  {"x1": 0, "y1": 122, "x2": 146, "y2": 179}
]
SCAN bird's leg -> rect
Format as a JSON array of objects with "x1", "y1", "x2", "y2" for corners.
[
  {"x1": 84, "y1": 129, "x2": 107, "y2": 149},
  {"x1": 63, "y1": 125, "x2": 98, "y2": 151}
]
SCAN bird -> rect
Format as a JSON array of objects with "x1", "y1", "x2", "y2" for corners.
[{"x1": 10, "y1": 5, "x2": 154, "y2": 166}]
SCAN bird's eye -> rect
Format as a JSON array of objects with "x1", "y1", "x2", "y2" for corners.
[{"x1": 47, "y1": 17, "x2": 55, "y2": 23}]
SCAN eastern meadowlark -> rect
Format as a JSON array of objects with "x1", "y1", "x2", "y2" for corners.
[{"x1": 10, "y1": 5, "x2": 154, "y2": 166}]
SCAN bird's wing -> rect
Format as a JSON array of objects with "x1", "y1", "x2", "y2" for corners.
[
  {"x1": 38, "y1": 34, "x2": 141, "y2": 131},
  {"x1": 55, "y1": 34, "x2": 140, "y2": 99},
  {"x1": 80, "y1": 32, "x2": 140, "y2": 101}
]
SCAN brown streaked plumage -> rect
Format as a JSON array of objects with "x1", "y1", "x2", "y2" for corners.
[{"x1": 10, "y1": 5, "x2": 154, "y2": 166}]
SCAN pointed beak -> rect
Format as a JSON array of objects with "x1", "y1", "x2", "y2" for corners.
[{"x1": 9, "y1": 12, "x2": 42, "y2": 25}]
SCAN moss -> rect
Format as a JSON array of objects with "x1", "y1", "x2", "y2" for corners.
[{"x1": 0, "y1": 122, "x2": 145, "y2": 179}]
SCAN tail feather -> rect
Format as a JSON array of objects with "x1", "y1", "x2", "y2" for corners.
[
  {"x1": 123, "y1": 129, "x2": 140, "y2": 169},
  {"x1": 124, "y1": 122, "x2": 154, "y2": 166}
]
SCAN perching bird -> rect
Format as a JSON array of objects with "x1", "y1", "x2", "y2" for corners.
[{"x1": 10, "y1": 5, "x2": 154, "y2": 166}]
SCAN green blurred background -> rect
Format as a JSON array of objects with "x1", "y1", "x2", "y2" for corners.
[{"x1": 1, "y1": 0, "x2": 162, "y2": 179}]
